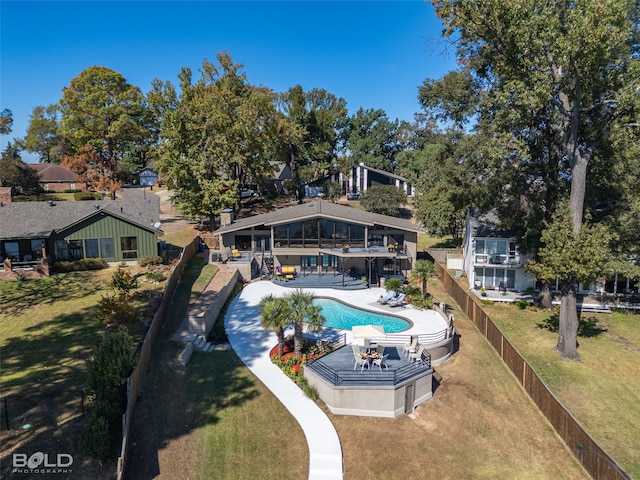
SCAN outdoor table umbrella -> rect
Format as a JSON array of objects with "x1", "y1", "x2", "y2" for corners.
[{"x1": 352, "y1": 325, "x2": 386, "y2": 348}]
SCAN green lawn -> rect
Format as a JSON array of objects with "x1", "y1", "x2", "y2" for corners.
[{"x1": 484, "y1": 302, "x2": 640, "y2": 478}]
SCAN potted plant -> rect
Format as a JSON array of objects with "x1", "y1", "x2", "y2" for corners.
[{"x1": 342, "y1": 245, "x2": 350, "y2": 253}]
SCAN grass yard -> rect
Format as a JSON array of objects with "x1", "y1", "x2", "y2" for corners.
[{"x1": 482, "y1": 302, "x2": 640, "y2": 478}]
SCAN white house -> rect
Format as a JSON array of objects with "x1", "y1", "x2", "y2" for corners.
[
  {"x1": 463, "y1": 208, "x2": 536, "y2": 292},
  {"x1": 348, "y1": 163, "x2": 415, "y2": 197}
]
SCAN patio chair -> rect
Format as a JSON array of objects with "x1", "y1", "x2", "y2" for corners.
[
  {"x1": 375, "y1": 344, "x2": 385, "y2": 355},
  {"x1": 403, "y1": 337, "x2": 419, "y2": 357},
  {"x1": 353, "y1": 350, "x2": 369, "y2": 371},
  {"x1": 408, "y1": 345, "x2": 425, "y2": 364},
  {"x1": 377, "y1": 291, "x2": 397, "y2": 304},
  {"x1": 372, "y1": 354, "x2": 389, "y2": 371},
  {"x1": 388, "y1": 293, "x2": 406, "y2": 307},
  {"x1": 351, "y1": 344, "x2": 363, "y2": 356}
]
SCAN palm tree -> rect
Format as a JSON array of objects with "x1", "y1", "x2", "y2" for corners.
[
  {"x1": 259, "y1": 294, "x2": 291, "y2": 357},
  {"x1": 384, "y1": 277, "x2": 404, "y2": 294},
  {"x1": 410, "y1": 259, "x2": 435, "y2": 301},
  {"x1": 284, "y1": 289, "x2": 325, "y2": 358}
]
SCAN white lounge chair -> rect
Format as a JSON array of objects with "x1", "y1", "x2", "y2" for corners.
[
  {"x1": 377, "y1": 291, "x2": 397, "y2": 304},
  {"x1": 408, "y1": 345, "x2": 425, "y2": 364},
  {"x1": 388, "y1": 293, "x2": 406, "y2": 307},
  {"x1": 403, "y1": 337, "x2": 419, "y2": 357}
]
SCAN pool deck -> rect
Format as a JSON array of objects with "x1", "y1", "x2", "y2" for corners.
[{"x1": 224, "y1": 280, "x2": 450, "y2": 480}]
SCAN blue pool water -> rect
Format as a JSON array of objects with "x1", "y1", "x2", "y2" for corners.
[{"x1": 314, "y1": 298, "x2": 410, "y2": 332}]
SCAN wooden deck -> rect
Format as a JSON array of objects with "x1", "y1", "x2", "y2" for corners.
[{"x1": 305, "y1": 345, "x2": 432, "y2": 387}]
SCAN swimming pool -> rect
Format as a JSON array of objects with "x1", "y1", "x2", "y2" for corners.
[{"x1": 314, "y1": 298, "x2": 411, "y2": 332}]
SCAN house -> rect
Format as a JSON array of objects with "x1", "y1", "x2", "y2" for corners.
[
  {"x1": 214, "y1": 199, "x2": 425, "y2": 285},
  {"x1": 348, "y1": 163, "x2": 415, "y2": 197},
  {"x1": 463, "y1": 208, "x2": 536, "y2": 292},
  {"x1": 28, "y1": 163, "x2": 82, "y2": 192},
  {"x1": 0, "y1": 200, "x2": 162, "y2": 271},
  {"x1": 136, "y1": 166, "x2": 159, "y2": 187}
]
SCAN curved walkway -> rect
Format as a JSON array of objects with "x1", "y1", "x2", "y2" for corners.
[{"x1": 224, "y1": 281, "x2": 344, "y2": 480}]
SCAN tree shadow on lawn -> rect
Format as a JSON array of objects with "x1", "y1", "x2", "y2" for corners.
[
  {"x1": 0, "y1": 272, "x2": 110, "y2": 316},
  {"x1": 536, "y1": 314, "x2": 607, "y2": 338}
]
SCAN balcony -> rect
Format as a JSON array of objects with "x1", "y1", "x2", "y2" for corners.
[{"x1": 474, "y1": 254, "x2": 522, "y2": 266}]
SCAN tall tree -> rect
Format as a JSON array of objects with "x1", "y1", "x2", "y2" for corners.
[
  {"x1": 23, "y1": 104, "x2": 65, "y2": 163},
  {"x1": 59, "y1": 66, "x2": 150, "y2": 198},
  {"x1": 359, "y1": 185, "x2": 407, "y2": 217},
  {"x1": 155, "y1": 53, "x2": 283, "y2": 224},
  {"x1": 278, "y1": 85, "x2": 348, "y2": 203},
  {"x1": 343, "y1": 108, "x2": 409, "y2": 172},
  {"x1": 526, "y1": 204, "x2": 613, "y2": 360},
  {"x1": 428, "y1": 0, "x2": 638, "y2": 359},
  {"x1": 0, "y1": 143, "x2": 41, "y2": 195}
]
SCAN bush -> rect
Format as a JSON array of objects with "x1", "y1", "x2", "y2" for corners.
[
  {"x1": 98, "y1": 294, "x2": 138, "y2": 330},
  {"x1": 82, "y1": 412, "x2": 110, "y2": 460},
  {"x1": 54, "y1": 258, "x2": 108, "y2": 272},
  {"x1": 514, "y1": 300, "x2": 531, "y2": 310},
  {"x1": 139, "y1": 255, "x2": 163, "y2": 267},
  {"x1": 73, "y1": 191, "x2": 100, "y2": 201},
  {"x1": 144, "y1": 272, "x2": 165, "y2": 282},
  {"x1": 108, "y1": 268, "x2": 138, "y2": 296}
]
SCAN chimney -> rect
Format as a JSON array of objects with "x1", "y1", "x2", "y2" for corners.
[{"x1": 220, "y1": 208, "x2": 234, "y2": 227}]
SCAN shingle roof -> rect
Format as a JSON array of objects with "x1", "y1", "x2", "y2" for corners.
[
  {"x1": 28, "y1": 163, "x2": 79, "y2": 182},
  {"x1": 214, "y1": 200, "x2": 424, "y2": 234},
  {"x1": 0, "y1": 200, "x2": 161, "y2": 239},
  {"x1": 468, "y1": 208, "x2": 515, "y2": 238}
]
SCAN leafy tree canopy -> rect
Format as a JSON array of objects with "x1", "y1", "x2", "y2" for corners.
[{"x1": 359, "y1": 185, "x2": 407, "y2": 217}]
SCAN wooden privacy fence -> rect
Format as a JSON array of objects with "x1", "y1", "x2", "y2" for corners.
[
  {"x1": 435, "y1": 262, "x2": 631, "y2": 480},
  {"x1": 116, "y1": 236, "x2": 201, "y2": 480}
]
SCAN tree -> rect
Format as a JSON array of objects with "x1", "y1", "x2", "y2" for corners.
[
  {"x1": 526, "y1": 204, "x2": 612, "y2": 360},
  {"x1": 283, "y1": 289, "x2": 324, "y2": 358},
  {"x1": 324, "y1": 180, "x2": 342, "y2": 202},
  {"x1": 359, "y1": 185, "x2": 407, "y2": 217},
  {"x1": 23, "y1": 104, "x2": 65, "y2": 163},
  {"x1": 155, "y1": 53, "x2": 283, "y2": 224},
  {"x1": 259, "y1": 294, "x2": 291, "y2": 357},
  {"x1": 0, "y1": 108, "x2": 13, "y2": 135},
  {"x1": 0, "y1": 144, "x2": 41, "y2": 195},
  {"x1": 343, "y1": 108, "x2": 409, "y2": 172},
  {"x1": 428, "y1": 0, "x2": 638, "y2": 359},
  {"x1": 278, "y1": 85, "x2": 348, "y2": 203},
  {"x1": 410, "y1": 260, "x2": 436, "y2": 301},
  {"x1": 59, "y1": 66, "x2": 150, "y2": 198}
]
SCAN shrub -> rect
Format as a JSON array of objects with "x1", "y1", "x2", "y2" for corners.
[
  {"x1": 138, "y1": 255, "x2": 163, "y2": 267},
  {"x1": 108, "y1": 268, "x2": 138, "y2": 296},
  {"x1": 514, "y1": 300, "x2": 530, "y2": 310},
  {"x1": 82, "y1": 412, "x2": 110, "y2": 460},
  {"x1": 54, "y1": 259, "x2": 108, "y2": 272},
  {"x1": 144, "y1": 272, "x2": 165, "y2": 282},
  {"x1": 98, "y1": 294, "x2": 138, "y2": 330},
  {"x1": 74, "y1": 191, "x2": 100, "y2": 201}
]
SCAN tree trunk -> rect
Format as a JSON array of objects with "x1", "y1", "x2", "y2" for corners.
[
  {"x1": 555, "y1": 279, "x2": 581, "y2": 361},
  {"x1": 535, "y1": 282, "x2": 553, "y2": 310},
  {"x1": 293, "y1": 323, "x2": 304, "y2": 358},
  {"x1": 276, "y1": 329, "x2": 285, "y2": 357}
]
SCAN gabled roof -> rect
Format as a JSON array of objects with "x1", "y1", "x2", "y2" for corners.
[
  {"x1": 214, "y1": 200, "x2": 424, "y2": 234},
  {"x1": 28, "y1": 163, "x2": 79, "y2": 183},
  {"x1": 358, "y1": 163, "x2": 409, "y2": 182},
  {"x1": 467, "y1": 208, "x2": 515, "y2": 238},
  {"x1": 0, "y1": 200, "x2": 162, "y2": 240}
]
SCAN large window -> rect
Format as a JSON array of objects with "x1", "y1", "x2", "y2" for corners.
[
  {"x1": 303, "y1": 220, "x2": 318, "y2": 247},
  {"x1": 289, "y1": 222, "x2": 303, "y2": 247},
  {"x1": 69, "y1": 240, "x2": 83, "y2": 260},
  {"x1": 85, "y1": 239, "x2": 99, "y2": 258},
  {"x1": 319, "y1": 219, "x2": 334, "y2": 248},
  {"x1": 30, "y1": 239, "x2": 44, "y2": 259},
  {"x1": 121, "y1": 236, "x2": 138, "y2": 259},
  {"x1": 4, "y1": 242, "x2": 19, "y2": 261},
  {"x1": 274, "y1": 225, "x2": 288, "y2": 248},
  {"x1": 100, "y1": 238, "x2": 114, "y2": 259}
]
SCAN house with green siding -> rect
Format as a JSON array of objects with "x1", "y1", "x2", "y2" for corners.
[{"x1": 0, "y1": 199, "x2": 162, "y2": 269}]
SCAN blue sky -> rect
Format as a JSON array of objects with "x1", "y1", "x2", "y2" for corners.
[{"x1": 1, "y1": 1, "x2": 458, "y2": 162}]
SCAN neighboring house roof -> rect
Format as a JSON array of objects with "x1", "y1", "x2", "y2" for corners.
[
  {"x1": 358, "y1": 163, "x2": 409, "y2": 183},
  {"x1": 468, "y1": 208, "x2": 516, "y2": 238},
  {"x1": 0, "y1": 200, "x2": 162, "y2": 240},
  {"x1": 28, "y1": 163, "x2": 79, "y2": 183},
  {"x1": 214, "y1": 200, "x2": 425, "y2": 234}
]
